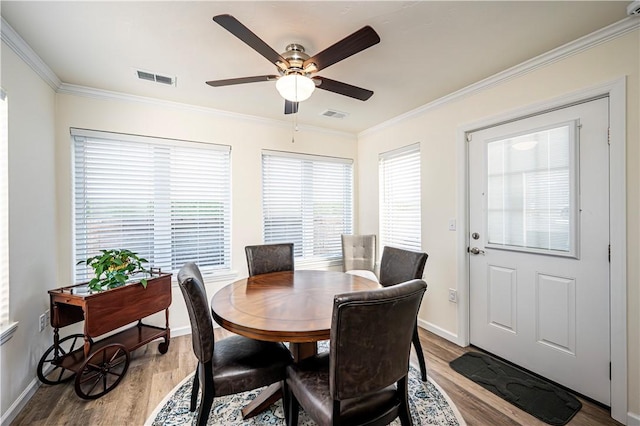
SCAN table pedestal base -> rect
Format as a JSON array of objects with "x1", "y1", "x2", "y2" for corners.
[
  {"x1": 289, "y1": 341, "x2": 318, "y2": 363},
  {"x1": 241, "y1": 342, "x2": 318, "y2": 419},
  {"x1": 242, "y1": 382, "x2": 282, "y2": 419}
]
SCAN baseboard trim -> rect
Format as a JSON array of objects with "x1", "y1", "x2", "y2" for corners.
[
  {"x1": 170, "y1": 325, "x2": 192, "y2": 337},
  {"x1": 628, "y1": 411, "x2": 640, "y2": 426},
  {"x1": 1, "y1": 377, "x2": 40, "y2": 426},
  {"x1": 418, "y1": 319, "x2": 464, "y2": 346}
]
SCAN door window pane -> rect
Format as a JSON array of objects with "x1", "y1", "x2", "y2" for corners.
[{"x1": 486, "y1": 122, "x2": 577, "y2": 255}]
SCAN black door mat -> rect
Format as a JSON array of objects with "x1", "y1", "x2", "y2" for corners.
[{"x1": 449, "y1": 352, "x2": 582, "y2": 425}]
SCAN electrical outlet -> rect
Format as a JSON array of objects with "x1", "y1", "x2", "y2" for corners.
[
  {"x1": 448, "y1": 288, "x2": 457, "y2": 303},
  {"x1": 45, "y1": 309, "x2": 50, "y2": 329},
  {"x1": 38, "y1": 313, "x2": 46, "y2": 332}
]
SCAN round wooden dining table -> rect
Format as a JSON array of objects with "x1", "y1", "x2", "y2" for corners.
[{"x1": 210, "y1": 269, "x2": 380, "y2": 418}]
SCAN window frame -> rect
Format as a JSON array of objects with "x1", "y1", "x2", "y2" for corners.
[
  {"x1": 261, "y1": 150, "x2": 354, "y2": 267},
  {"x1": 0, "y1": 88, "x2": 15, "y2": 344},
  {"x1": 71, "y1": 128, "x2": 232, "y2": 282},
  {"x1": 379, "y1": 143, "x2": 422, "y2": 252},
  {"x1": 484, "y1": 120, "x2": 579, "y2": 258}
]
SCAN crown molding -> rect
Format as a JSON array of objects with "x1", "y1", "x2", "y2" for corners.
[
  {"x1": 57, "y1": 83, "x2": 354, "y2": 138},
  {"x1": 1, "y1": 17, "x2": 61, "y2": 90},
  {"x1": 4, "y1": 12, "x2": 637, "y2": 140},
  {"x1": 1, "y1": 16, "x2": 353, "y2": 138},
  {"x1": 359, "y1": 16, "x2": 640, "y2": 138}
]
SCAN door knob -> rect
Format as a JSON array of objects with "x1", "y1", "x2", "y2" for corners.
[{"x1": 469, "y1": 247, "x2": 485, "y2": 255}]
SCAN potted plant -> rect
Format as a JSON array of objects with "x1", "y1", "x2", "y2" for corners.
[{"x1": 77, "y1": 249, "x2": 151, "y2": 292}]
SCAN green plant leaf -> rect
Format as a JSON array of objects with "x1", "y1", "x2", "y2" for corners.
[{"x1": 79, "y1": 248, "x2": 151, "y2": 291}]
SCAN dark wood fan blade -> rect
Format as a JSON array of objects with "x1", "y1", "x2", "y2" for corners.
[
  {"x1": 213, "y1": 15, "x2": 289, "y2": 69},
  {"x1": 312, "y1": 77, "x2": 373, "y2": 101},
  {"x1": 284, "y1": 100, "x2": 299, "y2": 114},
  {"x1": 303, "y1": 26, "x2": 380, "y2": 72},
  {"x1": 206, "y1": 75, "x2": 278, "y2": 87}
]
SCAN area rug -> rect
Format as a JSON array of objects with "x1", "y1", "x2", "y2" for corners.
[
  {"x1": 147, "y1": 361, "x2": 466, "y2": 425},
  {"x1": 449, "y1": 352, "x2": 581, "y2": 426}
]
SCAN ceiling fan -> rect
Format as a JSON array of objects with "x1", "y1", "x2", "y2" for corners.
[{"x1": 206, "y1": 14, "x2": 380, "y2": 115}]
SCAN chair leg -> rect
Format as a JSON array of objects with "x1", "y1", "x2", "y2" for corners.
[
  {"x1": 190, "y1": 365, "x2": 200, "y2": 412},
  {"x1": 282, "y1": 380, "x2": 290, "y2": 425},
  {"x1": 398, "y1": 376, "x2": 413, "y2": 426},
  {"x1": 412, "y1": 323, "x2": 427, "y2": 381},
  {"x1": 196, "y1": 361, "x2": 214, "y2": 426},
  {"x1": 287, "y1": 387, "x2": 300, "y2": 426}
]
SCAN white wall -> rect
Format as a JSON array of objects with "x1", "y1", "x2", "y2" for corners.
[
  {"x1": 0, "y1": 44, "x2": 58, "y2": 420},
  {"x1": 2, "y1": 14, "x2": 638, "y2": 426},
  {"x1": 357, "y1": 30, "x2": 639, "y2": 420},
  {"x1": 1, "y1": 38, "x2": 358, "y2": 421},
  {"x1": 53, "y1": 93, "x2": 358, "y2": 334}
]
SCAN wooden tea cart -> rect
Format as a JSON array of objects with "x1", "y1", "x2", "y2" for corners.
[{"x1": 37, "y1": 271, "x2": 172, "y2": 399}]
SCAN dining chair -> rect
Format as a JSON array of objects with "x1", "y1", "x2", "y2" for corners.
[
  {"x1": 379, "y1": 246, "x2": 430, "y2": 381},
  {"x1": 284, "y1": 279, "x2": 428, "y2": 426},
  {"x1": 245, "y1": 242, "x2": 295, "y2": 276},
  {"x1": 341, "y1": 234, "x2": 378, "y2": 282},
  {"x1": 177, "y1": 262, "x2": 293, "y2": 426}
]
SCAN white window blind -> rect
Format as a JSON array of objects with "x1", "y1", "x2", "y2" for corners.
[
  {"x1": 379, "y1": 143, "x2": 421, "y2": 252},
  {"x1": 262, "y1": 151, "x2": 353, "y2": 264},
  {"x1": 73, "y1": 129, "x2": 231, "y2": 282},
  {"x1": 486, "y1": 123, "x2": 576, "y2": 254},
  {"x1": 0, "y1": 89, "x2": 9, "y2": 328}
]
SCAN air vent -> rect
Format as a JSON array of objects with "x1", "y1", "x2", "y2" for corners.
[
  {"x1": 321, "y1": 109, "x2": 349, "y2": 119},
  {"x1": 135, "y1": 69, "x2": 176, "y2": 86}
]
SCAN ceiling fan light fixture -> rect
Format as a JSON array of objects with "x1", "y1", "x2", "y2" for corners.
[{"x1": 276, "y1": 74, "x2": 315, "y2": 102}]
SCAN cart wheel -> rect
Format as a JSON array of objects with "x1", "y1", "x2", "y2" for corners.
[
  {"x1": 158, "y1": 340, "x2": 169, "y2": 354},
  {"x1": 74, "y1": 343, "x2": 130, "y2": 400},
  {"x1": 37, "y1": 334, "x2": 89, "y2": 385}
]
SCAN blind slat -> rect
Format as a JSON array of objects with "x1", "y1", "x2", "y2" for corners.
[
  {"x1": 262, "y1": 152, "x2": 353, "y2": 262},
  {"x1": 74, "y1": 131, "x2": 231, "y2": 282},
  {"x1": 0, "y1": 92, "x2": 8, "y2": 326},
  {"x1": 379, "y1": 144, "x2": 421, "y2": 252},
  {"x1": 486, "y1": 124, "x2": 574, "y2": 252}
]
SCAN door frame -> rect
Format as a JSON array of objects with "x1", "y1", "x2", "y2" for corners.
[{"x1": 455, "y1": 78, "x2": 627, "y2": 423}]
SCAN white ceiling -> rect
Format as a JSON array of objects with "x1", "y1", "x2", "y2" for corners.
[{"x1": 1, "y1": 1, "x2": 629, "y2": 134}]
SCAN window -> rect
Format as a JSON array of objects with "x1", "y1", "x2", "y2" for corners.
[
  {"x1": 262, "y1": 151, "x2": 353, "y2": 264},
  {"x1": 73, "y1": 129, "x2": 231, "y2": 282},
  {"x1": 379, "y1": 143, "x2": 421, "y2": 251},
  {"x1": 486, "y1": 122, "x2": 577, "y2": 255},
  {"x1": 0, "y1": 89, "x2": 9, "y2": 332}
]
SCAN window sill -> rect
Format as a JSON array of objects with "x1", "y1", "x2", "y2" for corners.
[
  {"x1": 203, "y1": 270, "x2": 239, "y2": 284},
  {"x1": 0, "y1": 321, "x2": 18, "y2": 345},
  {"x1": 296, "y1": 258, "x2": 343, "y2": 270},
  {"x1": 171, "y1": 270, "x2": 239, "y2": 287}
]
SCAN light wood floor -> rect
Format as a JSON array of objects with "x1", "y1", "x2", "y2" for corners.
[{"x1": 11, "y1": 328, "x2": 620, "y2": 425}]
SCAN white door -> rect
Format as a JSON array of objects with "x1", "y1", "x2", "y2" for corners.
[{"x1": 468, "y1": 97, "x2": 610, "y2": 405}]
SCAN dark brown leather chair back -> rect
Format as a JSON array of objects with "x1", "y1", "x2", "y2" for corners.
[
  {"x1": 379, "y1": 246, "x2": 428, "y2": 287},
  {"x1": 177, "y1": 262, "x2": 214, "y2": 364},
  {"x1": 329, "y1": 279, "x2": 427, "y2": 400},
  {"x1": 245, "y1": 243, "x2": 294, "y2": 276}
]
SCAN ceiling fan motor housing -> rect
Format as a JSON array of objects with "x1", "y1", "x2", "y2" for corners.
[{"x1": 280, "y1": 44, "x2": 314, "y2": 76}]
